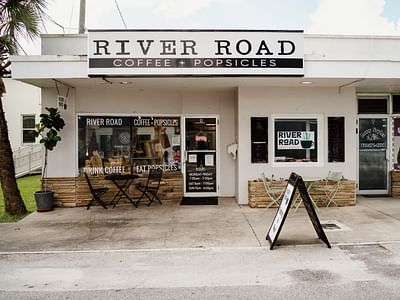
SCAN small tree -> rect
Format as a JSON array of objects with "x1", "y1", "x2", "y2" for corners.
[{"x1": 31, "y1": 107, "x2": 65, "y2": 191}]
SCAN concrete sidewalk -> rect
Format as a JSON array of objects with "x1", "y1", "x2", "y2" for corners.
[{"x1": 1, "y1": 196, "x2": 400, "y2": 252}]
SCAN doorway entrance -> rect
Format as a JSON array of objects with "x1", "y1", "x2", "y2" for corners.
[
  {"x1": 183, "y1": 116, "x2": 219, "y2": 198},
  {"x1": 358, "y1": 117, "x2": 389, "y2": 194}
]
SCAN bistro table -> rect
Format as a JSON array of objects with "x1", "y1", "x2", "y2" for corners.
[
  {"x1": 104, "y1": 174, "x2": 140, "y2": 208},
  {"x1": 292, "y1": 177, "x2": 321, "y2": 212}
]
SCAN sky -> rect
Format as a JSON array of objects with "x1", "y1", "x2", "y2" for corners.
[{"x1": 20, "y1": 0, "x2": 400, "y2": 54}]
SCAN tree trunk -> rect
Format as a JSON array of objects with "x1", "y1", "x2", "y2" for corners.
[{"x1": 0, "y1": 81, "x2": 27, "y2": 214}]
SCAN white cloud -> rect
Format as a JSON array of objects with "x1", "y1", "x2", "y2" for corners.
[
  {"x1": 152, "y1": 0, "x2": 213, "y2": 19},
  {"x1": 308, "y1": 0, "x2": 400, "y2": 35},
  {"x1": 86, "y1": 0, "x2": 237, "y2": 24}
]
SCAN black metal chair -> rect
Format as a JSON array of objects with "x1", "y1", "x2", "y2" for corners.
[
  {"x1": 84, "y1": 173, "x2": 109, "y2": 210},
  {"x1": 136, "y1": 169, "x2": 163, "y2": 206}
]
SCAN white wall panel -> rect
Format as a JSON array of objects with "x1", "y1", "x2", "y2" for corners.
[{"x1": 237, "y1": 86, "x2": 357, "y2": 204}]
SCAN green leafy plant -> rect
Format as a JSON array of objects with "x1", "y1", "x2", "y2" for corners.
[{"x1": 31, "y1": 107, "x2": 65, "y2": 191}]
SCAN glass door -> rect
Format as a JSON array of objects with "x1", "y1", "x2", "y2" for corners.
[
  {"x1": 358, "y1": 118, "x2": 389, "y2": 194},
  {"x1": 183, "y1": 117, "x2": 218, "y2": 197}
]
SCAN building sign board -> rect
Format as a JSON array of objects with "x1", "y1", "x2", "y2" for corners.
[{"x1": 88, "y1": 30, "x2": 304, "y2": 76}]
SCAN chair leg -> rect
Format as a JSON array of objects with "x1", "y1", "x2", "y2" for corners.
[
  {"x1": 326, "y1": 196, "x2": 338, "y2": 207},
  {"x1": 96, "y1": 195, "x2": 108, "y2": 209},
  {"x1": 324, "y1": 190, "x2": 339, "y2": 207},
  {"x1": 266, "y1": 192, "x2": 282, "y2": 209},
  {"x1": 294, "y1": 197, "x2": 303, "y2": 212},
  {"x1": 86, "y1": 197, "x2": 95, "y2": 210},
  {"x1": 147, "y1": 194, "x2": 162, "y2": 206},
  {"x1": 87, "y1": 194, "x2": 108, "y2": 210},
  {"x1": 135, "y1": 190, "x2": 146, "y2": 205}
]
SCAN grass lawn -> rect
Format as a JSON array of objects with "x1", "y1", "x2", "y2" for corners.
[{"x1": 0, "y1": 175, "x2": 41, "y2": 222}]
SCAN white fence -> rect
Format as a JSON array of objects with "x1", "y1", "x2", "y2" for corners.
[{"x1": 13, "y1": 144, "x2": 43, "y2": 178}]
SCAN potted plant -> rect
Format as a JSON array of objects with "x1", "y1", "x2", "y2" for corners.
[{"x1": 31, "y1": 107, "x2": 65, "y2": 211}]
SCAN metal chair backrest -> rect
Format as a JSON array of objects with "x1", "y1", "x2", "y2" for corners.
[
  {"x1": 261, "y1": 172, "x2": 285, "y2": 208},
  {"x1": 320, "y1": 171, "x2": 342, "y2": 207},
  {"x1": 84, "y1": 172, "x2": 95, "y2": 193},
  {"x1": 136, "y1": 168, "x2": 164, "y2": 206},
  {"x1": 146, "y1": 168, "x2": 163, "y2": 189},
  {"x1": 261, "y1": 172, "x2": 271, "y2": 190},
  {"x1": 327, "y1": 171, "x2": 342, "y2": 182},
  {"x1": 84, "y1": 172, "x2": 109, "y2": 209}
]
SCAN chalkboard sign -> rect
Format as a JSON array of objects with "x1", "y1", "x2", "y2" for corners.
[
  {"x1": 297, "y1": 178, "x2": 331, "y2": 249},
  {"x1": 266, "y1": 172, "x2": 331, "y2": 250}
]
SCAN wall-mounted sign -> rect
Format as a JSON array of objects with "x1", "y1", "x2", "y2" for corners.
[
  {"x1": 277, "y1": 131, "x2": 315, "y2": 150},
  {"x1": 88, "y1": 30, "x2": 304, "y2": 76}
]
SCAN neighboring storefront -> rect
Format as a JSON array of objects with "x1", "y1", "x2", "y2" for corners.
[{"x1": 10, "y1": 30, "x2": 400, "y2": 206}]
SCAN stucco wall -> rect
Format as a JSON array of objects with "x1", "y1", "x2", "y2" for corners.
[
  {"x1": 41, "y1": 87, "x2": 77, "y2": 178},
  {"x1": 237, "y1": 86, "x2": 357, "y2": 204}
]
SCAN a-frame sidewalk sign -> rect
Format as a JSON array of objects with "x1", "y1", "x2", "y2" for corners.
[{"x1": 266, "y1": 172, "x2": 331, "y2": 250}]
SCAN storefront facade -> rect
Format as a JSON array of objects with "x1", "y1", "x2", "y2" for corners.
[{"x1": 11, "y1": 31, "x2": 400, "y2": 205}]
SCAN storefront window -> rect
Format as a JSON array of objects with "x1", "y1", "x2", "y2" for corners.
[
  {"x1": 78, "y1": 115, "x2": 181, "y2": 175},
  {"x1": 274, "y1": 118, "x2": 318, "y2": 163}
]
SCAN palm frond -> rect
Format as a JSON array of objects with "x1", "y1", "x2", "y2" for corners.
[{"x1": 0, "y1": 0, "x2": 50, "y2": 55}]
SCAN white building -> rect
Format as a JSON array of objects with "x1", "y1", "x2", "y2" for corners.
[
  {"x1": 2, "y1": 78, "x2": 41, "y2": 150},
  {"x1": 2, "y1": 78, "x2": 42, "y2": 177},
  {"x1": 10, "y1": 30, "x2": 400, "y2": 205}
]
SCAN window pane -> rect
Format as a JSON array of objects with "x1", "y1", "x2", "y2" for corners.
[
  {"x1": 251, "y1": 117, "x2": 268, "y2": 163},
  {"x1": 23, "y1": 115, "x2": 35, "y2": 128},
  {"x1": 393, "y1": 95, "x2": 400, "y2": 114},
  {"x1": 133, "y1": 116, "x2": 180, "y2": 173},
  {"x1": 358, "y1": 98, "x2": 387, "y2": 114},
  {"x1": 274, "y1": 118, "x2": 318, "y2": 162},
  {"x1": 22, "y1": 130, "x2": 35, "y2": 143},
  {"x1": 328, "y1": 117, "x2": 345, "y2": 162},
  {"x1": 185, "y1": 118, "x2": 215, "y2": 151},
  {"x1": 78, "y1": 116, "x2": 132, "y2": 175}
]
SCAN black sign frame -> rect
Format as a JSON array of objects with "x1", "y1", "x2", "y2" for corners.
[{"x1": 266, "y1": 172, "x2": 331, "y2": 250}]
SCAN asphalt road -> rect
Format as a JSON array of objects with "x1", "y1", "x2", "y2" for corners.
[{"x1": 1, "y1": 242, "x2": 400, "y2": 299}]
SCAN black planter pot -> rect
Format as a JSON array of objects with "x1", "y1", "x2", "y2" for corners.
[{"x1": 34, "y1": 191, "x2": 54, "y2": 212}]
